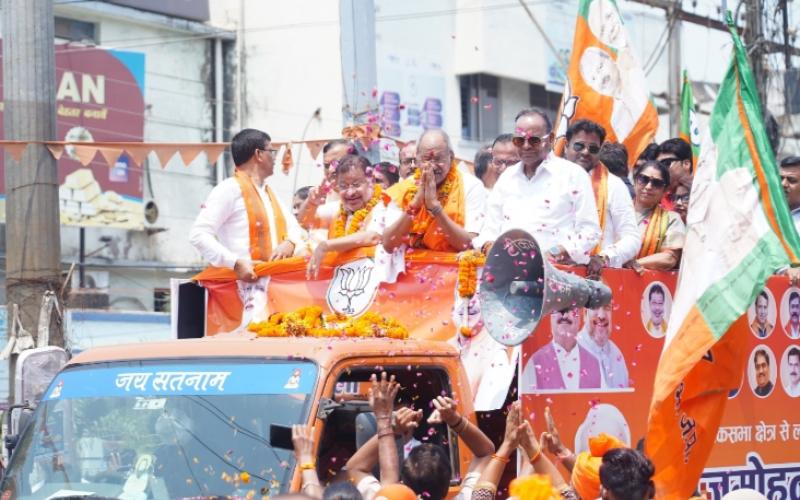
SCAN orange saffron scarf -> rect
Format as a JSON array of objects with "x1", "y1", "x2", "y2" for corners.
[
  {"x1": 233, "y1": 169, "x2": 288, "y2": 260},
  {"x1": 590, "y1": 163, "x2": 609, "y2": 255},
  {"x1": 637, "y1": 205, "x2": 669, "y2": 259},
  {"x1": 386, "y1": 163, "x2": 465, "y2": 252}
]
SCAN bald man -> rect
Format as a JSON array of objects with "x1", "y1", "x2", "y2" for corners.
[{"x1": 383, "y1": 129, "x2": 487, "y2": 252}]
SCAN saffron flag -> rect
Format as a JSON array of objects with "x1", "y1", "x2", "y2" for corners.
[
  {"x1": 679, "y1": 70, "x2": 701, "y2": 165},
  {"x1": 553, "y1": 0, "x2": 658, "y2": 163},
  {"x1": 645, "y1": 14, "x2": 800, "y2": 499}
]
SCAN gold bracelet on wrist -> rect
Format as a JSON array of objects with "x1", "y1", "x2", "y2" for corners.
[{"x1": 299, "y1": 461, "x2": 316, "y2": 471}]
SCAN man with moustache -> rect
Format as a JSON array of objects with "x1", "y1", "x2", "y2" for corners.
[
  {"x1": 749, "y1": 291, "x2": 773, "y2": 338},
  {"x1": 398, "y1": 141, "x2": 418, "y2": 179},
  {"x1": 563, "y1": 120, "x2": 640, "y2": 279},
  {"x1": 753, "y1": 349, "x2": 774, "y2": 397},
  {"x1": 476, "y1": 108, "x2": 600, "y2": 264},
  {"x1": 785, "y1": 292, "x2": 800, "y2": 339},
  {"x1": 521, "y1": 308, "x2": 602, "y2": 391},
  {"x1": 578, "y1": 304, "x2": 629, "y2": 389},
  {"x1": 645, "y1": 284, "x2": 668, "y2": 337},
  {"x1": 785, "y1": 347, "x2": 800, "y2": 397}
]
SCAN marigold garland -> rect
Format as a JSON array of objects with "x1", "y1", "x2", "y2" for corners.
[
  {"x1": 402, "y1": 166, "x2": 457, "y2": 247},
  {"x1": 509, "y1": 474, "x2": 563, "y2": 500},
  {"x1": 247, "y1": 306, "x2": 409, "y2": 340},
  {"x1": 457, "y1": 249, "x2": 486, "y2": 338},
  {"x1": 332, "y1": 184, "x2": 383, "y2": 238}
]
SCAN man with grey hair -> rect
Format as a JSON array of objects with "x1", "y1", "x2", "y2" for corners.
[
  {"x1": 384, "y1": 129, "x2": 487, "y2": 252},
  {"x1": 476, "y1": 108, "x2": 600, "y2": 264}
]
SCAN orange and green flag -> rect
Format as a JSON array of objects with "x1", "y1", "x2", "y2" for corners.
[
  {"x1": 553, "y1": 0, "x2": 658, "y2": 163},
  {"x1": 645, "y1": 13, "x2": 800, "y2": 499},
  {"x1": 679, "y1": 70, "x2": 701, "y2": 165}
]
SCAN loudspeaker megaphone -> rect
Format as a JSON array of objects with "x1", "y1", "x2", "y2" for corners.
[{"x1": 480, "y1": 230, "x2": 612, "y2": 346}]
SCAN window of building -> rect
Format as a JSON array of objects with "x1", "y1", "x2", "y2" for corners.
[
  {"x1": 460, "y1": 73, "x2": 500, "y2": 142},
  {"x1": 154, "y1": 288, "x2": 170, "y2": 313},
  {"x1": 55, "y1": 16, "x2": 97, "y2": 44},
  {"x1": 528, "y1": 83, "x2": 563, "y2": 127}
]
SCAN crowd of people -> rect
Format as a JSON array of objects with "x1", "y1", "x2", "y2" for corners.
[
  {"x1": 191, "y1": 106, "x2": 800, "y2": 285},
  {"x1": 278, "y1": 372, "x2": 659, "y2": 500},
  {"x1": 187, "y1": 109, "x2": 799, "y2": 499}
]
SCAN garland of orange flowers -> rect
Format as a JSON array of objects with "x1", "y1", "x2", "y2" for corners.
[
  {"x1": 332, "y1": 185, "x2": 383, "y2": 238},
  {"x1": 509, "y1": 474, "x2": 563, "y2": 500},
  {"x1": 457, "y1": 249, "x2": 486, "y2": 338},
  {"x1": 402, "y1": 166, "x2": 457, "y2": 246},
  {"x1": 247, "y1": 306, "x2": 409, "y2": 340}
]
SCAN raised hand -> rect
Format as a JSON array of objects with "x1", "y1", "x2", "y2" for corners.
[
  {"x1": 368, "y1": 372, "x2": 400, "y2": 419},
  {"x1": 430, "y1": 396, "x2": 460, "y2": 427},
  {"x1": 539, "y1": 406, "x2": 567, "y2": 456},
  {"x1": 292, "y1": 424, "x2": 315, "y2": 464}
]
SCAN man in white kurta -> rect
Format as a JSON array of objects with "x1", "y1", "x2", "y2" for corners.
[
  {"x1": 190, "y1": 128, "x2": 305, "y2": 330},
  {"x1": 476, "y1": 109, "x2": 601, "y2": 263},
  {"x1": 563, "y1": 119, "x2": 640, "y2": 277}
]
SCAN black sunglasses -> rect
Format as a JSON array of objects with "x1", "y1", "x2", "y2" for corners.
[
  {"x1": 669, "y1": 193, "x2": 690, "y2": 203},
  {"x1": 635, "y1": 173, "x2": 667, "y2": 189},
  {"x1": 658, "y1": 157, "x2": 680, "y2": 169},
  {"x1": 512, "y1": 135, "x2": 544, "y2": 148},
  {"x1": 571, "y1": 142, "x2": 600, "y2": 154}
]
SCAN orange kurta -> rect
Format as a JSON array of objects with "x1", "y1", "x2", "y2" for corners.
[{"x1": 386, "y1": 164, "x2": 465, "y2": 252}]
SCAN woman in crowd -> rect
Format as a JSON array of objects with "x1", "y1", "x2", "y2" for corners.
[
  {"x1": 305, "y1": 155, "x2": 402, "y2": 280},
  {"x1": 625, "y1": 160, "x2": 686, "y2": 272}
]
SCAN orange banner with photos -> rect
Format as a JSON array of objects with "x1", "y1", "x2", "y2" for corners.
[{"x1": 520, "y1": 270, "x2": 800, "y2": 499}]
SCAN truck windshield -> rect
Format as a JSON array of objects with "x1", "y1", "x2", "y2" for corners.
[{"x1": 1, "y1": 359, "x2": 317, "y2": 499}]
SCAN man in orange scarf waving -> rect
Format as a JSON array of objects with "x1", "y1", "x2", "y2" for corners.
[
  {"x1": 191, "y1": 128, "x2": 303, "y2": 277},
  {"x1": 383, "y1": 129, "x2": 487, "y2": 253}
]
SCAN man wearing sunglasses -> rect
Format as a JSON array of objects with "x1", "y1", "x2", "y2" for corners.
[
  {"x1": 564, "y1": 120, "x2": 640, "y2": 279},
  {"x1": 477, "y1": 108, "x2": 601, "y2": 265},
  {"x1": 191, "y1": 128, "x2": 304, "y2": 281},
  {"x1": 655, "y1": 138, "x2": 693, "y2": 210}
]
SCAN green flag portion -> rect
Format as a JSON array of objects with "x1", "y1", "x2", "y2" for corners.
[{"x1": 679, "y1": 70, "x2": 700, "y2": 165}]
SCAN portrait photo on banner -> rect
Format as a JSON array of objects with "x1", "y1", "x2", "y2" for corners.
[
  {"x1": 780, "y1": 287, "x2": 800, "y2": 339},
  {"x1": 748, "y1": 345, "x2": 777, "y2": 398},
  {"x1": 779, "y1": 344, "x2": 800, "y2": 398},
  {"x1": 520, "y1": 283, "x2": 632, "y2": 394},
  {"x1": 640, "y1": 281, "x2": 672, "y2": 339},
  {"x1": 747, "y1": 287, "x2": 777, "y2": 339}
]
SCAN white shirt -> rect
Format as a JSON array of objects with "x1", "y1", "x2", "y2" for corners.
[
  {"x1": 553, "y1": 340, "x2": 582, "y2": 391},
  {"x1": 792, "y1": 207, "x2": 800, "y2": 234},
  {"x1": 598, "y1": 172, "x2": 642, "y2": 268},
  {"x1": 460, "y1": 170, "x2": 489, "y2": 235},
  {"x1": 189, "y1": 177, "x2": 305, "y2": 268},
  {"x1": 788, "y1": 381, "x2": 800, "y2": 398},
  {"x1": 578, "y1": 330, "x2": 629, "y2": 389},
  {"x1": 477, "y1": 154, "x2": 601, "y2": 264}
]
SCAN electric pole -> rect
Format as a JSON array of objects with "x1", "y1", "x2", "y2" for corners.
[
  {"x1": 667, "y1": 2, "x2": 682, "y2": 137},
  {"x1": 744, "y1": 0, "x2": 768, "y2": 118},
  {"x1": 2, "y1": 0, "x2": 63, "y2": 386},
  {"x1": 339, "y1": 0, "x2": 379, "y2": 163}
]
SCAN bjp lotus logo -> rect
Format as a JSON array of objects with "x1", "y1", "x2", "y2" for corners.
[{"x1": 326, "y1": 258, "x2": 380, "y2": 317}]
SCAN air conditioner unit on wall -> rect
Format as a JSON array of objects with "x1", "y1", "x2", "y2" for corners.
[{"x1": 70, "y1": 270, "x2": 109, "y2": 290}]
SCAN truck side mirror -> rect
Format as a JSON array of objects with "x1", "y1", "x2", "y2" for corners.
[
  {"x1": 4, "y1": 405, "x2": 34, "y2": 458},
  {"x1": 14, "y1": 346, "x2": 68, "y2": 406}
]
